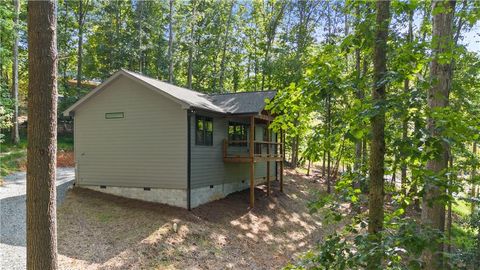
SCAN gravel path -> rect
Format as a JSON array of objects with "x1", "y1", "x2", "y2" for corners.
[{"x1": 0, "y1": 168, "x2": 75, "y2": 270}]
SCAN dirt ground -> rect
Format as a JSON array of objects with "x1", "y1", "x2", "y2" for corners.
[{"x1": 57, "y1": 169, "x2": 344, "y2": 270}]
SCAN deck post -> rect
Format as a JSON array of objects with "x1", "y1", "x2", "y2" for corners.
[
  {"x1": 249, "y1": 116, "x2": 255, "y2": 208},
  {"x1": 280, "y1": 129, "x2": 284, "y2": 193},
  {"x1": 266, "y1": 120, "x2": 270, "y2": 196}
]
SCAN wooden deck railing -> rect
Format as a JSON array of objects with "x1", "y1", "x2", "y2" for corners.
[{"x1": 223, "y1": 139, "x2": 283, "y2": 162}]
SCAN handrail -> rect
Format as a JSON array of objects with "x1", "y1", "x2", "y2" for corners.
[
  {"x1": 223, "y1": 138, "x2": 284, "y2": 159},
  {"x1": 227, "y1": 140, "x2": 282, "y2": 145}
]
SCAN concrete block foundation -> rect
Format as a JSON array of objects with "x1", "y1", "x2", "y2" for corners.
[
  {"x1": 82, "y1": 176, "x2": 275, "y2": 209},
  {"x1": 190, "y1": 177, "x2": 272, "y2": 208},
  {"x1": 83, "y1": 185, "x2": 188, "y2": 208}
]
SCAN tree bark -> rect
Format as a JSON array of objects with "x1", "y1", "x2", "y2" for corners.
[
  {"x1": 322, "y1": 148, "x2": 326, "y2": 178},
  {"x1": 333, "y1": 136, "x2": 346, "y2": 177},
  {"x1": 446, "y1": 153, "x2": 454, "y2": 269},
  {"x1": 187, "y1": 0, "x2": 197, "y2": 89},
  {"x1": 391, "y1": 154, "x2": 397, "y2": 186},
  {"x1": 353, "y1": 2, "x2": 363, "y2": 190},
  {"x1": 472, "y1": 142, "x2": 477, "y2": 216},
  {"x1": 137, "y1": 0, "x2": 144, "y2": 73},
  {"x1": 26, "y1": 1, "x2": 58, "y2": 269},
  {"x1": 421, "y1": 1, "x2": 456, "y2": 269},
  {"x1": 76, "y1": 0, "x2": 85, "y2": 94},
  {"x1": 367, "y1": 1, "x2": 390, "y2": 269},
  {"x1": 260, "y1": 1, "x2": 286, "y2": 91},
  {"x1": 401, "y1": 9, "x2": 413, "y2": 194},
  {"x1": 307, "y1": 159, "x2": 311, "y2": 176},
  {"x1": 326, "y1": 94, "x2": 332, "y2": 193},
  {"x1": 10, "y1": 0, "x2": 20, "y2": 145},
  {"x1": 62, "y1": 0, "x2": 69, "y2": 87},
  {"x1": 167, "y1": 0, "x2": 174, "y2": 83},
  {"x1": 291, "y1": 134, "x2": 300, "y2": 168},
  {"x1": 218, "y1": 1, "x2": 235, "y2": 92}
]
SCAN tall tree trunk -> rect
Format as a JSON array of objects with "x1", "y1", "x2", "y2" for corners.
[
  {"x1": 353, "y1": 2, "x2": 363, "y2": 190},
  {"x1": 290, "y1": 116, "x2": 300, "y2": 168},
  {"x1": 0, "y1": 27, "x2": 3, "y2": 84},
  {"x1": 391, "y1": 154, "x2": 398, "y2": 186},
  {"x1": 362, "y1": 58, "x2": 369, "y2": 179},
  {"x1": 446, "y1": 153, "x2": 454, "y2": 269},
  {"x1": 290, "y1": 139, "x2": 296, "y2": 166},
  {"x1": 62, "y1": 0, "x2": 69, "y2": 87},
  {"x1": 362, "y1": 137, "x2": 368, "y2": 173},
  {"x1": 218, "y1": 1, "x2": 234, "y2": 92},
  {"x1": 326, "y1": 94, "x2": 332, "y2": 193},
  {"x1": 167, "y1": 0, "x2": 174, "y2": 83},
  {"x1": 137, "y1": 0, "x2": 144, "y2": 73},
  {"x1": 472, "y1": 142, "x2": 477, "y2": 216},
  {"x1": 76, "y1": 0, "x2": 84, "y2": 94},
  {"x1": 187, "y1": 0, "x2": 197, "y2": 89},
  {"x1": 291, "y1": 135, "x2": 300, "y2": 168},
  {"x1": 401, "y1": 9, "x2": 413, "y2": 194},
  {"x1": 333, "y1": 136, "x2": 346, "y2": 177},
  {"x1": 411, "y1": 118, "x2": 422, "y2": 211},
  {"x1": 367, "y1": 1, "x2": 390, "y2": 269},
  {"x1": 307, "y1": 159, "x2": 311, "y2": 176},
  {"x1": 11, "y1": 0, "x2": 20, "y2": 145},
  {"x1": 260, "y1": 1, "x2": 286, "y2": 91},
  {"x1": 322, "y1": 148, "x2": 326, "y2": 178},
  {"x1": 26, "y1": 1, "x2": 58, "y2": 269},
  {"x1": 421, "y1": 1, "x2": 456, "y2": 269}
]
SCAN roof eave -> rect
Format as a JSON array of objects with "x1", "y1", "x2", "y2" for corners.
[
  {"x1": 63, "y1": 70, "x2": 125, "y2": 117},
  {"x1": 63, "y1": 69, "x2": 195, "y2": 116}
]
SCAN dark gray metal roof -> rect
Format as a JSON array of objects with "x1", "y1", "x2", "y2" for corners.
[{"x1": 209, "y1": 91, "x2": 277, "y2": 114}]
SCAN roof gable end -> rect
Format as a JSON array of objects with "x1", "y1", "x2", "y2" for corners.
[{"x1": 63, "y1": 69, "x2": 276, "y2": 117}]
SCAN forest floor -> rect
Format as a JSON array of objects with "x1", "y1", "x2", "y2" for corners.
[{"x1": 57, "y1": 168, "x2": 348, "y2": 270}]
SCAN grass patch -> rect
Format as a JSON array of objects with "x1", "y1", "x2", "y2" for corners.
[
  {"x1": 1, "y1": 137, "x2": 27, "y2": 153},
  {"x1": 452, "y1": 198, "x2": 471, "y2": 217},
  {"x1": 0, "y1": 149, "x2": 27, "y2": 177},
  {"x1": 58, "y1": 135, "x2": 74, "y2": 151},
  {"x1": 452, "y1": 223, "x2": 477, "y2": 250},
  {"x1": 1, "y1": 134, "x2": 74, "y2": 178}
]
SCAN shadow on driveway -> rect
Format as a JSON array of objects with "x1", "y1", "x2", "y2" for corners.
[{"x1": 0, "y1": 178, "x2": 74, "y2": 247}]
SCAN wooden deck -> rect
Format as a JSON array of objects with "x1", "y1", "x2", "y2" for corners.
[
  {"x1": 223, "y1": 140, "x2": 284, "y2": 163},
  {"x1": 222, "y1": 114, "x2": 285, "y2": 208},
  {"x1": 223, "y1": 156, "x2": 284, "y2": 163}
]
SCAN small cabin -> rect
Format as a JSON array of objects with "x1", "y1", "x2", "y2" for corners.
[{"x1": 64, "y1": 69, "x2": 284, "y2": 209}]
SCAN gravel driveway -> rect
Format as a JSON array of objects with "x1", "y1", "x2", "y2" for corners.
[{"x1": 0, "y1": 167, "x2": 75, "y2": 270}]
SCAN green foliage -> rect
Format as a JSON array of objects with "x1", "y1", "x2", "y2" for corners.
[
  {"x1": 0, "y1": 148, "x2": 26, "y2": 177},
  {"x1": 1, "y1": 0, "x2": 480, "y2": 267},
  {"x1": 0, "y1": 134, "x2": 74, "y2": 177},
  {"x1": 286, "y1": 215, "x2": 438, "y2": 270}
]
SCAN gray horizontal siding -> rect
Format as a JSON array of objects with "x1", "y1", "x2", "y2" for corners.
[
  {"x1": 190, "y1": 114, "x2": 226, "y2": 188},
  {"x1": 190, "y1": 114, "x2": 277, "y2": 189},
  {"x1": 75, "y1": 75, "x2": 187, "y2": 189}
]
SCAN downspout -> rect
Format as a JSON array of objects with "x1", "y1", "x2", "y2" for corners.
[{"x1": 187, "y1": 109, "x2": 192, "y2": 210}]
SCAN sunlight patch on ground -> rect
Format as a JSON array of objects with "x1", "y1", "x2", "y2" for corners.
[{"x1": 55, "y1": 167, "x2": 349, "y2": 269}]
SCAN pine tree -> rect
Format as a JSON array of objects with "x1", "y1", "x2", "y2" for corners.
[{"x1": 26, "y1": 0, "x2": 58, "y2": 268}]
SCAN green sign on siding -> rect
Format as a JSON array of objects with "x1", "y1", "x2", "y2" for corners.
[{"x1": 105, "y1": 112, "x2": 124, "y2": 119}]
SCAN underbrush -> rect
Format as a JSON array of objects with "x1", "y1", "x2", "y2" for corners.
[
  {"x1": 1, "y1": 134, "x2": 74, "y2": 181},
  {"x1": 286, "y1": 167, "x2": 480, "y2": 270}
]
